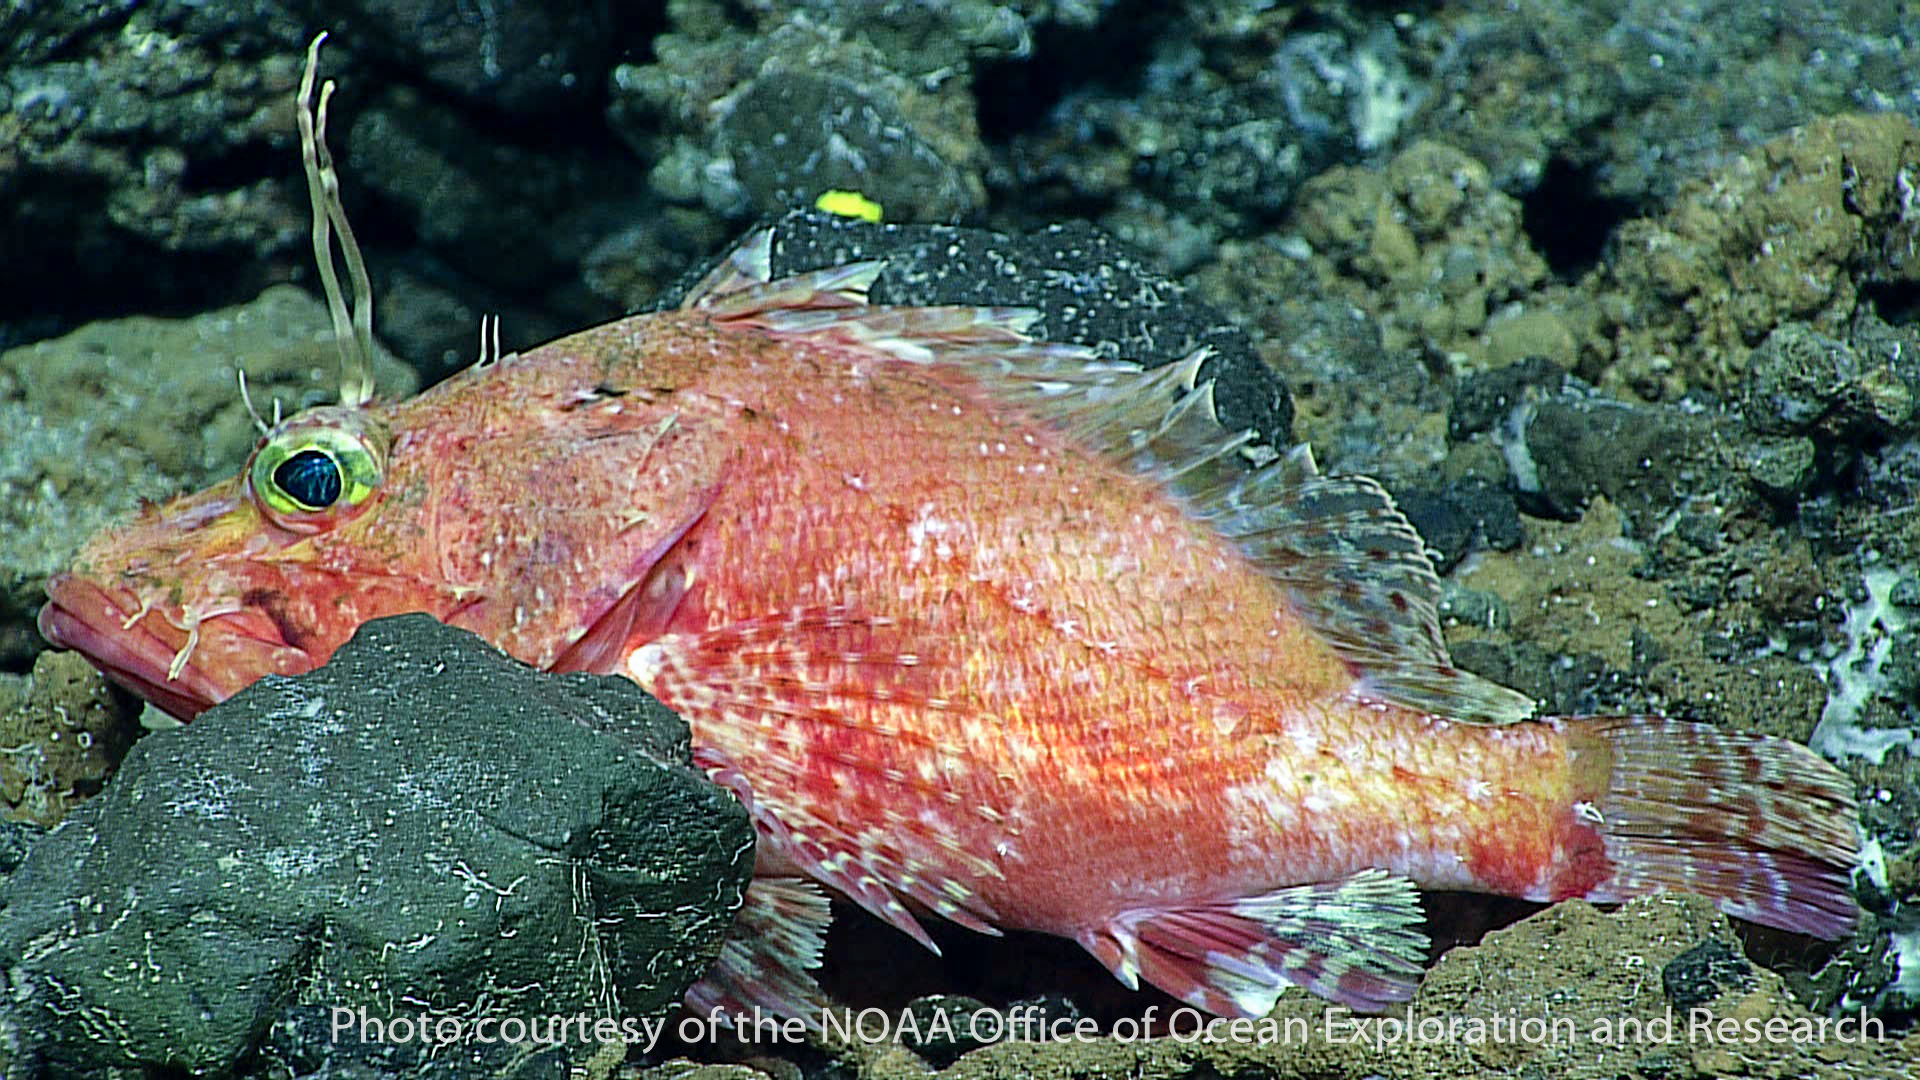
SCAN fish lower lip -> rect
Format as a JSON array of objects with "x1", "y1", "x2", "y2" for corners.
[{"x1": 37, "y1": 575, "x2": 304, "y2": 720}]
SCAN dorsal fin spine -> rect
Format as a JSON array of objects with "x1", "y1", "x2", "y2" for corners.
[{"x1": 694, "y1": 233, "x2": 1537, "y2": 725}]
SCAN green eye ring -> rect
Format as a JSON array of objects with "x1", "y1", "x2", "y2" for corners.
[{"x1": 246, "y1": 415, "x2": 386, "y2": 530}]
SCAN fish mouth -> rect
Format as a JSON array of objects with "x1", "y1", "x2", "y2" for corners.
[{"x1": 37, "y1": 574, "x2": 314, "y2": 720}]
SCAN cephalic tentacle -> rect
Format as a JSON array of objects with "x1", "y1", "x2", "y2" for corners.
[{"x1": 298, "y1": 31, "x2": 377, "y2": 409}]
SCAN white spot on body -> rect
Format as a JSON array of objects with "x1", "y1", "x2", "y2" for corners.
[
  {"x1": 626, "y1": 640, "x2": 667, "y2": 685},
  {"x1": 1004, "y1": 731, "x2": 1041, "y2": 768},
  {"x1": 906, "y1": 504, "x2": 956, "y2": 568}
]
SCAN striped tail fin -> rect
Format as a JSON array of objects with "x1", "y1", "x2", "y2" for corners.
[{"x1": 1550, "y1": 717, "x2": 1860, "y2": 938}]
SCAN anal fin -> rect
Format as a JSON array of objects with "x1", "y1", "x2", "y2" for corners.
[
  {"x1": 684, "y1": 876, "x2": 832, "y2": 1030},
  {"x1": 1078, "y1": 869, "x2": 1429, "y2": 1017}
]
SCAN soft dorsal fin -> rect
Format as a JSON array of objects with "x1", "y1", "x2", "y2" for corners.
[
  {"x1": 943, "y1": 335, "x2": 1534, "y2": 725},
  {"x1": 1201, "y1": 444, "x2": 1535, "y2": 725},
  {"x1": 687, "y1": 231, "x2": 1536, "y2": 725}
]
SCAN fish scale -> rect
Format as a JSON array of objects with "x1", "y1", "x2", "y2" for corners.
[{"x1": 35, "y1": 39, "x2": 1863, "y2": 1031}]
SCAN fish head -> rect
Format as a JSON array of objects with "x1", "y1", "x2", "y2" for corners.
[
  {"x1": 39, "y1": 335, "x2": 725, "y2": 720},
  {"x1": 38, "y1": 404, "x2": 402, "y2": 718}
]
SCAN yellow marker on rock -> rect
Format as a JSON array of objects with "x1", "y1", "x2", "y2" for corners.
[{"x1": 815, "y1": 189, "x2": 883, "y2": 223}]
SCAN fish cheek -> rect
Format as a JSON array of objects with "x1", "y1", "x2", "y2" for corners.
[{"x1": 241, "y1": 587, "x2": 311, "y2": 653}]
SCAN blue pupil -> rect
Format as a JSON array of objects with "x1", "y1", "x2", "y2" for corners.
[{"x1": 274, "y1": 448, "x2": 342, "y2": 509}]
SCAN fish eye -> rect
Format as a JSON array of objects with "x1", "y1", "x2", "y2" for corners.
[
  {"x1": 274, "y1": 448, "x2": 343, "y2": 508},
  {"x1": 246, "y1": 420, "x2": 385, "y2": 530}
]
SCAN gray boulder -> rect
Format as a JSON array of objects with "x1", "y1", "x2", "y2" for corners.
[{"x1": 0, "y1": 614, "x2": 752, "y2": 1076}]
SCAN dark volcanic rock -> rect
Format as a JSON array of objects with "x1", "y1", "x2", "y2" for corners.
[
  {"x1": 1456, "y1": 360, "x2": 1712, "y2": 528},
  {"x1": 250, "y1": 1003, "x2": 569, "y2": 1080},
  {"x1": 1744, "y1": 322, "x2": 1916, "y2": 439},
  {"x1": 1390, "y1": 475, "x2": 1523, "y2": 572},
  {"x1": 1448, "y1": 356, "x2": 1569, "y2": 442},
  {"x1": 0, "y1": 614, "x2": 752, "y2": 1077},
  {"x1": 1662, "y1": 939, "x2": 1756, "y2": 1011},
  {"x1": 1516, "y1": 393, "x2": 1708, "y2": 522},
  {"x1": 337, "y1": 0, "x2": 614, "y2": 117},
  {"x1": 717, "y1": 70, "x2": 979, "y2": 222}
]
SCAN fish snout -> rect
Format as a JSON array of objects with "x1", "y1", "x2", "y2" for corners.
[{"x1": 38, "y1": 574, "x2": 312, "y2": 720}]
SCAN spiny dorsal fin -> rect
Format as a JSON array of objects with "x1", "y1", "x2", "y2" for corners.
[
  {"x1": 761, "y1": 302, "x2": 1038, "y2": 353},
  {"x1": 685, "y1": 228, "x2": 887, "y2": 319},
  {"x1": 695, "y1": 236, "x2": 1536, "y2": 725},
  {"x1": 683, "y1": 228, "x2": 774, "y2": 303}
]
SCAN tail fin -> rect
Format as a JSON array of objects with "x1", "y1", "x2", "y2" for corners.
[{"x1": 1553, "y1": 717, "x2": 1860, "y2": 938}]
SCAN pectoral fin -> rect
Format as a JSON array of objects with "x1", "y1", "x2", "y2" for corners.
[{"x1": 550, "y1": 500, "x2": 710, "y2": 675}]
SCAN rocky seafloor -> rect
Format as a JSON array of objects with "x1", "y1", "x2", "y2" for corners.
[{"x1": 2, "y1": 1, "x2": 1918, "y2": 1078}]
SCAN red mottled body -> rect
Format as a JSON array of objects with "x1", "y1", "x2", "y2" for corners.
[
  {"x1": 40, "y1": 235, "x2": 1861, "y2": 1019},
  {"x1": 615, "y1": 312, "x2": 1569, "y2": 922}
]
